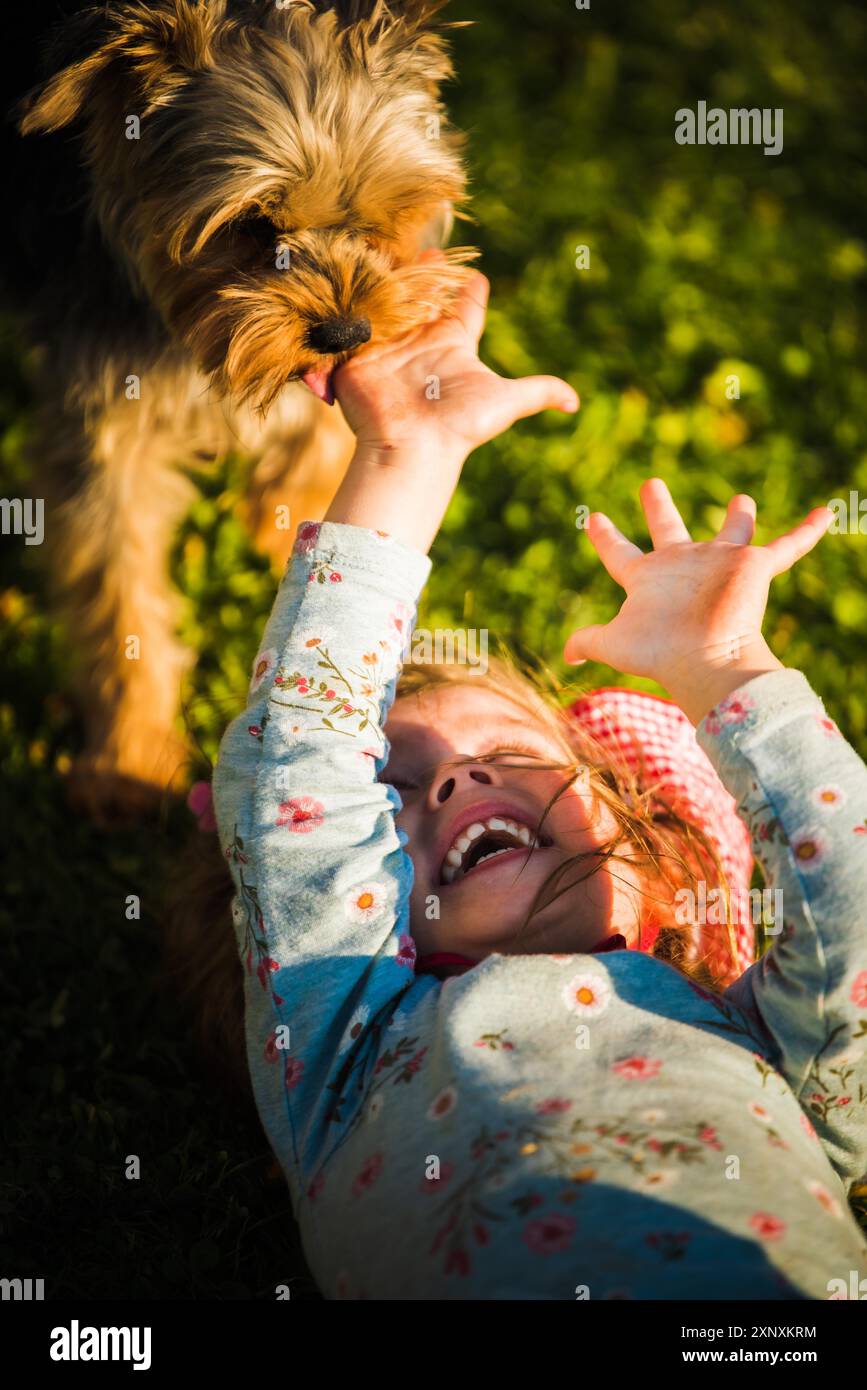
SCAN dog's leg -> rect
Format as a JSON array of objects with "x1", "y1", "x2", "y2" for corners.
[
  {"x1": 38, "y1": 379, "x2": 202, "y2": 823},
  {"x1": 242, "y1": 386, "x2": 356, "y2": 571}
]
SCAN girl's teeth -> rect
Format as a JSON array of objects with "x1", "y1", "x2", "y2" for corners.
[{"x1": 441, "y1": 813, "x2": 548, "y2": 884}]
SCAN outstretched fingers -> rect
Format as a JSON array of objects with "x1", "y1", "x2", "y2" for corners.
[
  {"x1": 716, "y1": 494, "x2": 757, "y2": 545},
  {"x1": 640, "y1": 477, "x2": 692, "y2": 548},
  {"x1": 452, "y1": 271, "x2": 491, "y2": 348},
  {"x1": 508, "y1": 374, "x2": 580, "y2": 420},
  {"x1": 582, "y1": 512, "x2": 644, "y2": 586},
  {"x1": 763, "y1": 507, "x2": 833, "y2": 576}
]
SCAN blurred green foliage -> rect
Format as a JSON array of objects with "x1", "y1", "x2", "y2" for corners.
[{"x1": 2, "y1": 0, "x2": 865, "y2": 1296}]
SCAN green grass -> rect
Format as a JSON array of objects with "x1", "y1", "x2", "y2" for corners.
[{"x1": 2, "y1": 0, "x2": 866, "y2": 1296}]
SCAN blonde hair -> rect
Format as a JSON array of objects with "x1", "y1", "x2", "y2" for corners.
[{"x1": 162, "y1": 650, "x2": 736, "y2": 1094}]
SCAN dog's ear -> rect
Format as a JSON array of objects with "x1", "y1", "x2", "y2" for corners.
[{"x1": 20, "y1": 1, "x2": 228, "y2": 136}]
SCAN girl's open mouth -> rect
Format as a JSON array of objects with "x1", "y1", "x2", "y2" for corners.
[{"x1": 439, "y1": 814, "x2": 553, "y2": 885}]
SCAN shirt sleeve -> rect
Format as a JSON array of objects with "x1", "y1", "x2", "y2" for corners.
[
  {"x1": 698, "y1": 669, "x2": 867, "y2": 1189},
  {"x1": 211, "y1": 519, "x2": 433, "y2": 1205}
]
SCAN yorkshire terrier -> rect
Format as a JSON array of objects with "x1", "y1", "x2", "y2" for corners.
[{"x1": 16, "y1": 0, "x2": 475, "y2": 820}]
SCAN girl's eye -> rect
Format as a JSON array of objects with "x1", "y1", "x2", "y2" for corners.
[
  {"x1": 380, "y1": 772, "x2": 417, "y2": 791},
  {"x1": 482, "y1": 743, "x2": 548, "y2": 763}
]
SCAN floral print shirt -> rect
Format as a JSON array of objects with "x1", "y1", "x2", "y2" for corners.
[{"x1": 212, "y1": 520, "x2": 867, "y2": 1300}]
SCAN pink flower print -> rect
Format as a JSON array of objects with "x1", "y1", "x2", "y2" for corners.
[
  {"x1": 749, "y1": 1212, "x2": 785, "y2": 1242},
  {"x1": 850, "y1": 971, "x2": 867, "y2": 1008},
  {"x1": 699, "y1": 1126, "x2": 723, "y2": 1150},
  {"x1": 444, "y1": 1249, "x2": 470, "y2": 1277},
  {"x1": 388, "y1": 601, "x2": 413, "y2": 653},
  {"x1": 276, "y1": 796, "x2": 324, "y2": 833},
  {"x1": 790, "y1": 831, "x2": 828, "y2": 872},
  {"x1": 704, "y1": 690, "x2": 755, "y2": 735},
  {"x1": 186, "y1": 780, "x2": 217, "y2": 833},
  {"x1": 536, "y1": 1098, "x2": 573, "y2": 1115},
  {"x1": 836, "y1": 1096, "x2": 851, "y2": 1107},
  {"x1": 800, "y1": 1111, "x2": 818, "y2": 1140},
  {"x1": 352, "y1": 1152, "x2": 383, "y2": 1197},
  {"x1": 523, "y1": 1212, "x2": 577, "y2": 1255},
  {"x1": 804, "y1": 1179, "x2": 843, "y2": 1219},
  {"x1": 395, "y1": 932, "x2": 417, "y2": 968},
  {"x1": 420, "y1": 1160, "x2": 455, "y2": 1194},
  {"x1": 283, "y1": 1056, "x2": 304, "y2": 1092},
  {"x1": 473, "y1": 1223, "x2": 490, "y2": 1247},
  {"x1": 307, "y1": 1171, "x2": 325, "y2": 1203},
  {"x1": 612, "y1": 1056, "x2": 663, "y2": 1081},
  {"x1": 256, "y1": 956, "x2": 279, "y2": 990},
  {"x1": 329, "y1": 571, "x2": 342, "y2": 583},
  {"x1": 294, "y1": 522, "x2": 321, "y2": 555},
  {"x1": 405, "y1": 1047, "x2": 428, "y2": 1077},
  {"x1": 816, "y1": 715, "x2": 841, "y2": 738},
  {"x1": 854, "y1": 822, "x2": 867, "y2": 836},
  {"x1": 263, "y1": 1030, "x2": 281, "y2": 1064},
  {"x1": 429, "y1": 1211, "x2": 459, "y2": 1255}
]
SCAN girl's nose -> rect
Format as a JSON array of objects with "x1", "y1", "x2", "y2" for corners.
[{"x1": 428, "y1": 761, "x2": 500, "y2": 809}]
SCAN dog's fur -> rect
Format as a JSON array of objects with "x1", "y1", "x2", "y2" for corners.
[{"x1": 16, "y1": 0, "x2": 474, "y2": 819}]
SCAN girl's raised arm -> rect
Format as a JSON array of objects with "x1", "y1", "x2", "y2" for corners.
[
  {"x1": 211, "y1": 278, "x2": 577, "y2": 1203},
  {"x1": 705, "y1": 673, "x2": 867, "y2": 1189}
]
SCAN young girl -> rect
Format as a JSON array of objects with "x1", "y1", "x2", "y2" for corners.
[{"x1": 211, "y1": 272, "x2": 867, "y2": 1299}]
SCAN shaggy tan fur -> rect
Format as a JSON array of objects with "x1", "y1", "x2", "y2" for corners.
[{"x1": 19, "y1": 0, "x2": 475, "y2": 820}]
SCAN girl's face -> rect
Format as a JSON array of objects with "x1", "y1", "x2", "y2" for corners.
[{"x1": 381, "y1": 684, "x2": 647, "y2": 960}]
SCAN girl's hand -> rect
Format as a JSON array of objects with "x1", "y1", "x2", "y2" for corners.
[
  {"x1": 564, "y1": 478, "x2": 832, "y2": 725},
  {"x1": 334, "y1": 268, "x2": 579, "y2": 470},
  {"x1": 325, "y1": 268, "x2": 578, "y2": 554}
]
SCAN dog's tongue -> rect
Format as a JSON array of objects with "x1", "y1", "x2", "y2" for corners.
[{"x1": 301, "y1": 368, "x2": 335, "y2": 406}]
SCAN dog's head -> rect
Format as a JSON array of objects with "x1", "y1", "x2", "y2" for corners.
[{"x1": 21, "y1": 0, "x2": 475, "y2": 409}]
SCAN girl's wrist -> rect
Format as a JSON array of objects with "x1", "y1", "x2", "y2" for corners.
[
  {"x1": 665, "y1": 637, "x2": 783, "y2": 726},
  {"x1": 323, "y1": 442, "x2": 468, "y2": 554}
]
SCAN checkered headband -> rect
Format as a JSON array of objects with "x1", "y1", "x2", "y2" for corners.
[{"x1": 568, "y1": 687, "x2": 755, "y2": 982}]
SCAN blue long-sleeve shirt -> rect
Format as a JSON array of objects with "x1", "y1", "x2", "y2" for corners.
[{"x1": 213, "y1": 519, "x2": 867, "y2": 1300}]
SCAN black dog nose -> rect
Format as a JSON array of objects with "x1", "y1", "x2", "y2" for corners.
[{"x1": 307, "y1": 317, "x2": 372, "y2": 355}]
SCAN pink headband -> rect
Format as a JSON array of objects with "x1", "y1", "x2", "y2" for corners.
[{"x1": 568, "y1": 687, "x2": 754, "y2": 981}]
